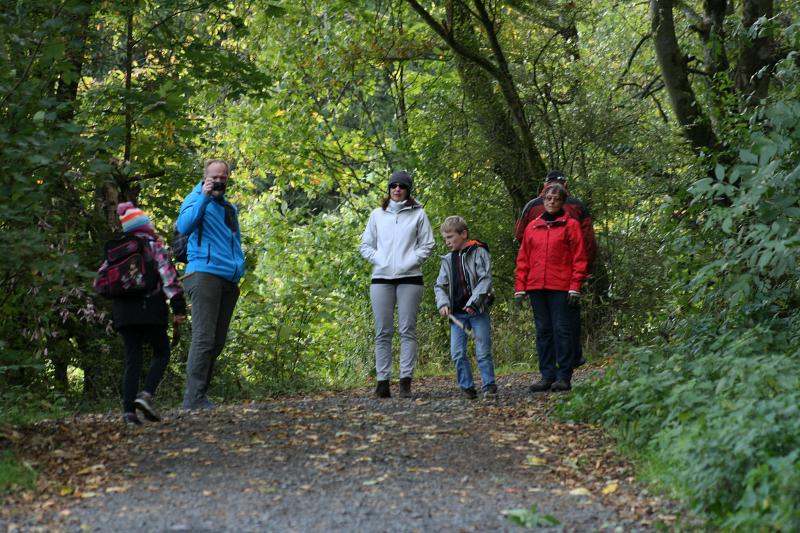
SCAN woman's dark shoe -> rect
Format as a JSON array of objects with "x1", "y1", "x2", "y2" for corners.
[
  {"x1": 528, "y1": 378, "x2": 554, "y2": 393},
  {"x1": 550, "y1": 379, "x2": 572, "y2": 392},
  {"x1": 122, "y1": 412, "x2": 142, "y2": 427},
  {"x1": 374, "y1": 380, "x2": 391, "y2": 398},
  {"x1": 399, "y1": 377, "x2": 412, "y2": 398},
  {"x1": 134, "y1": 391, "x2": 161, "y2": 422}
]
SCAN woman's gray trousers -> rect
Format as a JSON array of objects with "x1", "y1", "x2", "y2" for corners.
[{"x1": 369, "y1": 283, "x2": 424, "y2": 381}]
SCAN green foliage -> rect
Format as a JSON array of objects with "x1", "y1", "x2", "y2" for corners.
[
  {"x1": 0, "y1": 386, "x2": 69, "y2": 427},
  {"x1": 0, "y1": 451, "x2": 37, "y2": 495},
  {"x1": 502, "y1": 504, "x2": 560, "y2": 528},
  {"x1": 565, "y1": 91, "x2": 800, "y2": 530}
]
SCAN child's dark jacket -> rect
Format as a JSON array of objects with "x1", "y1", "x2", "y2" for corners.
[{"x1": 434, "y1": 240, "x2": 493, "y2": 314}]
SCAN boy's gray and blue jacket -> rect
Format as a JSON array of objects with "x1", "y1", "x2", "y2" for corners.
[
  {"x1": 177, "y1": 181, "x2": 245, "y2": 284},
  {"x1": 434, "y1": 240, "x2": 493, "y2": 314}
]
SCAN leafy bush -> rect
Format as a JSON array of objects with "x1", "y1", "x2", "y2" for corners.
[{"x1": 565, "y1": 92, "x2": 800, "y2": 530}]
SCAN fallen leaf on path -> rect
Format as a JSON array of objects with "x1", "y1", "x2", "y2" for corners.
[
  {"x1": 525, "y1": 455, "x2": 546, "y2": 466},
  {"x1": 602, "y1": 482, "x2": 619, "y2": 495},
  {"x1": 569, "y1": 487, "x2": 592, "y2": 497},
  {"x1": 77, "y1": 464, "x2": 105, "y2": 475}
]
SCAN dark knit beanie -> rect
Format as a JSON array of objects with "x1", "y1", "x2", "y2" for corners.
[
  {"x1": 544, "y1": 169, "x2": 567, "y2": 182},
  {"x1": 388, "y1": 170, "x2": 413, "y2": 192}
]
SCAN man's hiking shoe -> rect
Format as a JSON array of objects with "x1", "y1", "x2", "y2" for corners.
[
  {"x1": 123, "y1": 412, "x2": 142, "y2": 427},
  {"x1": 462, "y1": 387, "x2": 478, "y2": 400},
  {"x1": 482, "y1": 384, "x2": 498, "y2": 400},
  {"x1": 182, "y1": 397, "x2": 215, "y2": 411},
  {"x1": 574, "y1": 356, "x2": 587, "y2": 368},
  {"x1": 551, "y1": 379, "x2": 572, "y2": 392},
  {"x1": 134, "y1": 391, "x2": 161, "y2": 422},
  {"x1": 528, "y1": 378, "x2": 554, "y2": 393},
  {"x1": 374, "y1": 380, "x2": 391, "y2": 398},
  {"x1": 399, "y1": 377, "x2": 412, "y2": 398}
]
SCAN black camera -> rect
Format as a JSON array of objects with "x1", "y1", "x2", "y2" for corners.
[{"x1": 211, "y1": 182, "x2": 226, "y2": 192}]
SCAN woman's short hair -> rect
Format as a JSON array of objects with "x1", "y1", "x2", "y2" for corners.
[
  {"x1": 542, "y1": 183, "x2": 567, "y2": 201},
  {"x1": 440, "y1": 216, "x2": 468, "y2": 234}
]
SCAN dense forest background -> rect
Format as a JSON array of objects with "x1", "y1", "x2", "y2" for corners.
[{"x1": 1, "y1": 0, "x2": 798, "y2": 528}]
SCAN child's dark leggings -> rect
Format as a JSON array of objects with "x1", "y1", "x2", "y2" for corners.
[{"x1": 119, "y1": 325, "x2": 170, "y2": 412}]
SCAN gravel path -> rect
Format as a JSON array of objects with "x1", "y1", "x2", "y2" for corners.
[{"x1": 1, "y1": 373, "x2": 677, "y2": 532}]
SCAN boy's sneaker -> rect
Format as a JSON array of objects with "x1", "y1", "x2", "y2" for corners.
[
  {"x1": 528, "y1": 378, "x2": 554, "y2": 393},
  {"x1": 551, "y1": 379, "x2": 572, "y2": 392},
  {"x1": 374, "y1": 380, "x2": 391, "y2": 398},
  {"x1": 134, "y1": 391, "x2": 161, "y2": 422},
  {"x1": 482, "y1": 384, "x2": 498, "y2": 400},
  {"x1": 122, "y1": 412, "x2": 142, "y2": 427},
  {"x1": 462, "y1": 387, "x2": 478, "y2": 400}
]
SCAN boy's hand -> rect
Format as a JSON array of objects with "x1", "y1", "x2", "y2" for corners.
[
  {"x1": 465, "y1": 306, "x2": 476, "y2": 315},
  {"x1": 514, "y1": 291, "x2": 526, "y2": 299},
  {"x1": 439, "y1": 305, "x2": 450, "y2": 317}
]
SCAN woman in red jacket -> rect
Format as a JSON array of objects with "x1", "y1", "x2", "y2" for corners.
[{"x1": 515, "y1": 183, "x2": 588, "y2": 392}]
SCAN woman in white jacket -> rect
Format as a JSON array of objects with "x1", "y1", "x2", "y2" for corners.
[{"x1": 360, "y1": 170, "x2": 435, "y2": 398}]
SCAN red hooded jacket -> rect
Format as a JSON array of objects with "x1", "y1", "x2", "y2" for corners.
[
  {"x1": 515, "y1": 213, "x2": 588, "y2": 293},
  {"x1": 514, "y1": 193, "x2": 597, "y2": 272}
]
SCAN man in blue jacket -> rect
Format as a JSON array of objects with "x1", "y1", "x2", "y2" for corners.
[{"x1": 178, "y1": 159, "x2": 245, "y2": 409}]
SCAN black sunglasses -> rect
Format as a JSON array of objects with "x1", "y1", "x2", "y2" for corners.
[{"x1": 389, "y1": 183, "x2": 408, "y2": 190}]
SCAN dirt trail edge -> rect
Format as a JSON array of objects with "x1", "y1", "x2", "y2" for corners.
[{"x1": 1, "y1": 373, "x2": 681, "y2": 532}]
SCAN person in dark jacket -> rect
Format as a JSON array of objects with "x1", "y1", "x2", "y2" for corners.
[
  {"x1": 97, "y1": 202, "x2": 187, "y2": 426},
  {"x1": 515, "y1": 183, "x2": 588, "y2": 392},
  {"x1": 177, "y1": 159, "x2": 245, "y2": 410},
  {"x1": 514, "y1": 169, "x2": 597, "y2": 368}
]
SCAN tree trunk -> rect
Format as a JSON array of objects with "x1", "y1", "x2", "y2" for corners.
[
  {"x1": 406, "y1": 0, "x2": 544, "y2": 211},
  {"x1": 449, "y1": 2, "x2": 537, "y2": 211},
  {"x1": 650, "y1": 0, "x2": 720, "y2": 152},
  {"x1": 735, "y1": 0, "x2": 774, "y2": 101}
]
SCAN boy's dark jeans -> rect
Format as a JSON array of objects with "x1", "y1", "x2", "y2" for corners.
[
  {"x1": 182, "y1": 272, "x2": 239, "y2": 409},
  {"x1": 528, "y1": 290, "x2": 574, "y2": 382},
  {"x1": 119, "y1": 325, "x2": 170, "y2": 412}
]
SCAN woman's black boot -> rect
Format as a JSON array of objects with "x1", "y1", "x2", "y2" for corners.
[
  {"x1": 399, "y1": 377, "x2": 412, "y2": 398},
  {"x1": 375, "y1": 380, "x2": 391, "y2": 398}
]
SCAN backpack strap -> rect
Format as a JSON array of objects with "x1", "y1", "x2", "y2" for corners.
[{"x1": 196, "y1": 214, "x2": 205, "y2": 247}]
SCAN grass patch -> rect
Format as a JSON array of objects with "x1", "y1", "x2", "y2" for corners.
[{"x1": 0, "y1": 451, "x2": 36, "y2": 495}]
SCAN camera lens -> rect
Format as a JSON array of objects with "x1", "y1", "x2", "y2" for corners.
[{"x1": 212, "y1": 182, "x2": 226, "y2": 192}]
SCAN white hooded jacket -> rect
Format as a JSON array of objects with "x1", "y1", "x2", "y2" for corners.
[{"x1": 359, "y1": 200, "x2": 435, "y2": 279}]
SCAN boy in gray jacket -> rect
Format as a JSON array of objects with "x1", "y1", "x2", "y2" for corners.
[{"x1": 434, "y1": 216, "x2": 497, "y2": 399}]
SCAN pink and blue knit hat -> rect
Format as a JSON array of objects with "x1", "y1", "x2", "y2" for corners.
[{"x1": 117, "y1": 202, "x2": 154, "y2": 233}]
